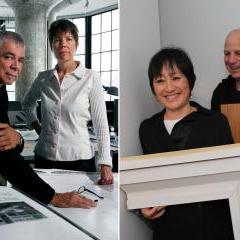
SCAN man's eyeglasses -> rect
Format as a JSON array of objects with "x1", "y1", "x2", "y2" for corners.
[{"x1": 77, "y1": 186, "x2": 104, "y2": 199}]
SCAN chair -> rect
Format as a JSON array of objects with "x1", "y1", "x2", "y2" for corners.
[{"x1": 221, "y1": 103, "x2": 240, "y2": 143}]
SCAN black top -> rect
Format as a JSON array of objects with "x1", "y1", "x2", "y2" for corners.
[
  {"x1": 0, "y1": 85, "x2": 9, "y2": 123},
  {"x1": 139, "y1": 101, "x2": 234, "y2": 240},
  {"x1": 0, "y1": 85, "x2": 55, "y2": 204},
  {"x1": 211, "y1": 75, "x2": 240, "y2": 111},
  {"x1": 0, "y1": 85, "x2": 23, "y2": 153},
  {"x1": 139, "y1": 101, "x2": 233, "y2": 154}
]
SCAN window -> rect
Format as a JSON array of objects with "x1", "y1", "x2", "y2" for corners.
[
  {"x1": 72, "y1": 18, "x2": 86, "y2": 66},
  {"x1": 6, "y1": 8, "x2": 119, "y2": 101},
  {"x1": 69, "y1": 8, "x2": 119, "y2": 101},
  {"x1": 91, "y1": 9, "x2": 119, "y2": 101}
]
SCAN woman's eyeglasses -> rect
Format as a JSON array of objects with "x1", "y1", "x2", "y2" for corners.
[{"x1": 77, "y1": 186, "x2": 104, "y2": 199}]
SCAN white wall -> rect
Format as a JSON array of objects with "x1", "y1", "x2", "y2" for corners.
[
  {"x1": 120, "y1": 1, "x2": 240, "y2": 238},
  {"x1": 120, "y1": 0, "x2": 161, "y2": 157},
  {"x1": 159, "y1": 0, "x2": 240, "y2": 107},
  {"x1": 120, "y1": 191, "x2": 152, "y2": 240},
  {"x1": 120, "y1": 0, "x2": 240, "y2": 159}
]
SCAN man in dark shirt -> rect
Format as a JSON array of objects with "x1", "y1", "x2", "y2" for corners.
[
  {"x1": 0, "y1": 31, "x2": 96, "y2": 208},
  {"x1": 211, "y1": 29, "x2": 240, "y2": 111}
]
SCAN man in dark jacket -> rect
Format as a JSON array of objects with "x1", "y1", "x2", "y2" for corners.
[
  {"x1": 0, "y1": 30, "x2": 96, "y2": 208},
  {"x1": 211, "y1": 29, "x2": 240, "y2": 111}
]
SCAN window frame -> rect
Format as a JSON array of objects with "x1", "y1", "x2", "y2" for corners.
[{"x1": 66, "y1": 5, "x2": 119, "y2": 101}]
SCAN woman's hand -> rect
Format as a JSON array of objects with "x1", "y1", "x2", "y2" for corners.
[
  {"x1": 98, "y1": 164, "x2": 113, "y2": 185},
  {"x1": 140, "y1": 206, "x2": 166, "y2": 220},
  {"x1": 51, "y1": 192, "x2": 97, "y2": 208}
]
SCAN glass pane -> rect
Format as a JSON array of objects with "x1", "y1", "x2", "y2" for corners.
[
  {"x1": 6, "y1": 20, "x2": 15, "y2": 31},
  {"x1": 112, "y1": 9, "x2": 119, "y2": 30},
  {"x1": 76, "y1": 36, "x2": 85, "y2": 54},
  {"x1": 102, "y1": 11, "x2": 111, "y2": 32},
  {"x1": 7, "y1": 92, "x2": 15, "y2": 101},
  {"x1": 101, "y1": 52, "x2": 111, "y2": 71},
  {"x1": 112, "y1": 50, "x2": 119, "y2": 71},
  {"x1": 101, "y1": 71, "x2": 111, "y2": 87},
  {"x1": 92, "y1": 53, "x2": 100, "y2": 72},
  {"x1": 92, "y1": 15, "x2": 101, "y2": 34},
  {"x1": 111, "y1": 71, "x2": 119, "y2": 88},
  {"x1": 73, "y1": 18, "x2": 85, "y2": 36},
  {"x1": 75, "y1": 55, "x2": 85, "y2": 67},
  {"x1": 112, "y1": 30, "x2": 119, "y2": 50},
  {"x1": 92, "y1": 34, "x2": 101, "y2": 53},
  {"x1": 102, "y1": 32, "x2": 111, "y2": 52}
]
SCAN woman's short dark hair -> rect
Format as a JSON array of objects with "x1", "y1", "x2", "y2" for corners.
[
  {"x1": 48, "y1": 19, "x2": 79, "y2": 48},
  {"x1": 148, "y1": 47, "x2": 196, "y2": 94}
]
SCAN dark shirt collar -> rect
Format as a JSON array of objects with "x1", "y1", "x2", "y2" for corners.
[{"x1": 158, "y1": 101, "x2": 210, "y2": 121}]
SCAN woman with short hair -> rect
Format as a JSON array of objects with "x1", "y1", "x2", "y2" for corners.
[
  {"x1": 23, "y1": 19, "x2": 113, "y2": 185},
  {"x1": 139, "y1": 47, "x2": 234, "y2": 240}
]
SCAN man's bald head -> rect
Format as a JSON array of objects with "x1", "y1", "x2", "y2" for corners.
[
  {"x1": 225, "y1": 29, "x2": 240, "y2": 46},
  {"x1": 224, "y1": 29, "x2": 240, "y2": 80}
]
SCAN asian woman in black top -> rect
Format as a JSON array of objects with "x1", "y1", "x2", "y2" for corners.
[{"x1": 139, "y1": 48, "x2": 234, "y2": 240}]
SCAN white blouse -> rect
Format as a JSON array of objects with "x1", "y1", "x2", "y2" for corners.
[{"x1": 22, "y1": 64, "x2": 112, "y2": 167}]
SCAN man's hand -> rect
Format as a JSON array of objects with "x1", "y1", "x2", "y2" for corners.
[
  {"x1": 98, "y1": 164, "x2": 113, "y2": 185},
  {"x1": 50, "y1": 192, "x2": 97, "y2": 208},
  {"x1": 0, "y1": 123, "x2": 21, "y2": 151},
  {"x1": 140, "y1": 206, "x2": 166, "y2": 220}
]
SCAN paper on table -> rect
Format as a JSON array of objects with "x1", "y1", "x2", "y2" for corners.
[
  {"x1": 0, "y1": 201, "x2": 47, "y2": 226},
  {"x1": 0, "y1": 187, "x2": 95, "y2": 240},
  {"x1": 0, "y1": 187, "x2": 47, "y2": 226},
  {"x1": 18, "y1": 130, "x2": 38, "y2": 141}
]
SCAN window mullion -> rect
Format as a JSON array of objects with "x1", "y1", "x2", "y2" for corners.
[{"x1": 85, "y1": 16, "x2": 91, "y2": 68}]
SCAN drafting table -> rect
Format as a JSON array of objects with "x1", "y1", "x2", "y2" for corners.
[
  {"x1": 0, "y1": 187, "x2": 96, "y2": 240},
  {"x1": 38, "y1": 170, "x2": 119, "y2": 240}
]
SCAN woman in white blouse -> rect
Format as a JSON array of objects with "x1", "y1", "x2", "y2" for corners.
[{"x1": 22, "y1": 19, "x2": 113, "y2": 184}]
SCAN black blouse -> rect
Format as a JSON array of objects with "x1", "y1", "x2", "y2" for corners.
[
  {"x1": 211, "y1": 75, "x2": 240, "y2": 111},
  {"x1": 139, "y1": 101, "x2": 233, "y2": 154}
]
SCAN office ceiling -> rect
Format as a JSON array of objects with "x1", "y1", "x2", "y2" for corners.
[{"x1": 0, "y1": 0, "x2": 118, "y2": 18}]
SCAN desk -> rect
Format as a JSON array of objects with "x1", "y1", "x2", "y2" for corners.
[
  {"x1": 19, "y1": 130, "x2": 118, "y2": 171},
  {"x1": 38, "y1": 170, "x2": 119, "y2": 240},
  {"x1": 18, "y1": 130, "x2": 37, "y2": 162},
  {"x1": 0, "y1": 187, "x2": 95, "y2": 240}
]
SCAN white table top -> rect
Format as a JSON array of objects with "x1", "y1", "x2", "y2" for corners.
[
  {"x1": 0, "y1": 187, "x2": 94, "y2": 240},
  {"x1": 37, "y1": 170, "x2": 119, "y2": 240}
]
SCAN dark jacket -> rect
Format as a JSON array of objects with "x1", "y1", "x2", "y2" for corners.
[
  {"x1": 139, "y1": 102, "x2": 234, "y2": 240},
  {"x1": 0, "y1": 85, "x2": 9, "y2": 123},
  {"x1": 140, "y1": 101, "x2": 233, "y2": 154},
  {"x1": 0, "y1": 85, "x2": 55, "y2": 204},
  {"x1": 0, "y1": 85, "x2": 24, "y2": 153},
  {"x1": 211, "y1": 75, "x2": 240, "y2": 111}
]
